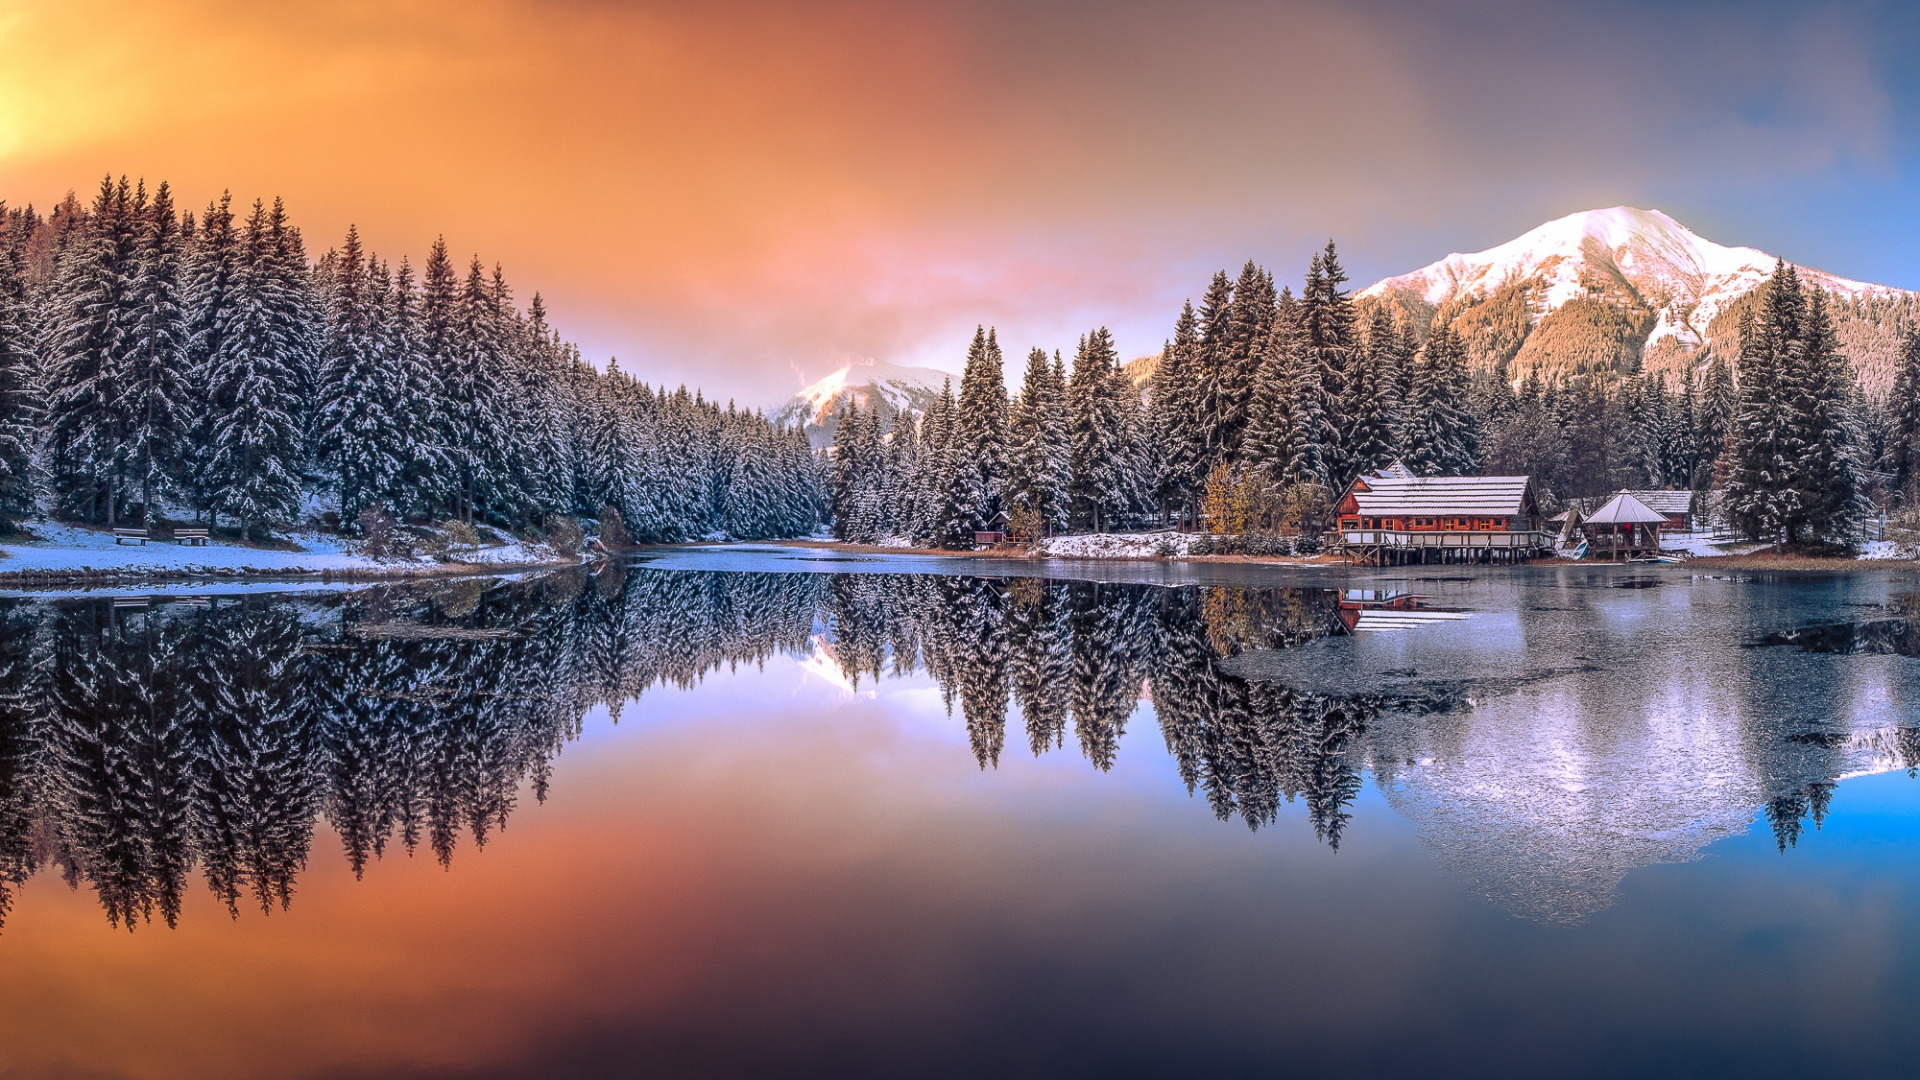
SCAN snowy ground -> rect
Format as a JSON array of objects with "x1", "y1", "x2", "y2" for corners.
[
  {"x1": 0, "y1": 521, "x2": 576, "y2": 582},
  {"x1": 1654, "y1": 533, "x2": 1769, "y2": 559},
  {"x1": 1035, "y1": 532, "x2": 1203, "y2": 559}
]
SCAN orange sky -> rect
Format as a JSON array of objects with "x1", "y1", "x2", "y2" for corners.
[{"x1": 0, "y1": 0, "x2": 1908, "y2": 402}]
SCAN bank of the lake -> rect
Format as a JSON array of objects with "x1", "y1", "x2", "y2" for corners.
[{"x1": 0, "y1": 520, "x2": 589, "y2": 590}]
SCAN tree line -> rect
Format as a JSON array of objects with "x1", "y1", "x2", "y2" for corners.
[
  {"x1": 0, "y1": 177, "x2": 824, "y2": 541},
  {"x1": 833, "y1": 247, "x2": 1903, "y2": 550}
]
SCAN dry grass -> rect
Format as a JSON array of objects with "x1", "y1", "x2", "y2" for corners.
[{"x1": 1685, "y1": 551, "x2": 1920, "y2": 572}]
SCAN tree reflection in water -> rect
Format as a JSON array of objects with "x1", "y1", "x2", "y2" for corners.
[{"x1": 1, "y1": 566, "x2": 1915, "y2": 931}]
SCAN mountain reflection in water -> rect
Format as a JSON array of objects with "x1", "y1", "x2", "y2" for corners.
[{"x1": 1, "y1": 565, "x2": 1917, "y2": 935}]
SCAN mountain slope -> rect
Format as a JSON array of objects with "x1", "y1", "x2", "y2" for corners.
[
  {"x1": 1359, "y1": 207, "x2": 1916, "y2": 391},
  {"x1": 773, "y1": 357, "x2": 949, "y2": 444}
]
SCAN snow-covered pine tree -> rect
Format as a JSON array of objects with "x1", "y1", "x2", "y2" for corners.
[
  {"x1": 954, "y1": 326, "x2": 1010, "y2": 535},
  {"x1": 1149, "y1": 302, "x2": 1205, "y2": 524},
  {"x1": 1788, "y1": 289, "x2": 1859, "y2": 547},
  {"x1": 913, "y1": 379, "x2": 965, "y2": 545},
  {"x1": 1068, "y1": 328, "x2": 1128, "y2": 532},
  {"x1": 1401, "y1": 321, "x2": 1477, "y2": 476},
  {"x1": 417, "y1": 238, "x2": 462, "y2": 519},
  {"x1": 123, "y1": 182, "x2": 188, "y2": 524},
  {"x1": 1281, "y1": 294, "x2": 1335, "y2": 488},
  {"x1": 202, "y1": 199, "x2": 306, "y2": 541},
  {"x1": 315, "y1": 226, "x2": 406, "y2": 528},
  {"x1": 1343, "y1": 304, "x2": 1403, "y2": 483},
  {"x1": 1888, "y1": 330, "x2": 1920, "y2": 499},
  {"x1": 45, "y1": 176, "x2": 142, "y2": 524},
  {"x1": 1195, "y1": 271, "x2": 1235, "y2": 472},
  {"x1": 1217, "y1": 262, "x2": 1274, "y2": 462},
  {"x1": 446, "y1": 257, "x2": 513, "y2": 524},
  {"x1": 262, "y1": 199, "x2": 322, "y2": 459},
  {"x1": 0, "y1": 207, "x2": 42, "y2": 529},
  {"x1": 1242, "y1": 309, "x2": 1296, "y2": 483},
  {"x1": 1300, "y1": 243, "x2": 1358, "y2": 481},
  {"x1": 181, "y1": 192, "x2": 243, "y2": 520},
  {"x1": 1724, "y1": 284, "x2": 1789, "y2": 540}
]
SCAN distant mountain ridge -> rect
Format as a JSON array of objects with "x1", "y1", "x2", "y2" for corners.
[
  {"x1": 773, "y1": 356, "x2": 949, "y2": 444},
  {"x1": 1359, "y1": 207, "x2": 1918, "y2": 393}
]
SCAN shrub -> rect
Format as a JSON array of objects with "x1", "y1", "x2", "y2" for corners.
[
  {"x1": 355, "y1": 507, "x2": 412, "y2": 559},
  {"x1": 598, "y1": 504, "x2": 630, "y2": 549},
  {"x1": 424, "y1": 520, "x2": 482, "y2": 562},
  {"x1": 544, "y1": 515, "x2": 586, "y2": 559}
]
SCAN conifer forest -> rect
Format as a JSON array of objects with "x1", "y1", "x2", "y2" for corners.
[
  {"x1": 0, "y1": 178, "x2": 823, "y2": 542},
  {"x1": 833, "y1": 246, "x2": 1906, "y2": 553}
]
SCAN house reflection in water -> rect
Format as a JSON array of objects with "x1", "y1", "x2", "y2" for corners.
[{"x1": 1336, "y1": 588, "x2": 1472, "y2": 632}]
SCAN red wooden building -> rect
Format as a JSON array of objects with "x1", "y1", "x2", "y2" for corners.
[{"x1": 1335, "y1": 463, "x2": 1552, "y2": 565}]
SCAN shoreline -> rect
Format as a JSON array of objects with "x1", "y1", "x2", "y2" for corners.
[{"x1": 741, "y1": 537, "x2": 1920, "y2": 574}]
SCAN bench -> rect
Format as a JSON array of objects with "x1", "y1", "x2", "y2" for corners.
[
  {"x1": 175, "y1": 528, "x2": 209, "y2": 546},
  {"x1": 113, "y1": 527, "x2": 149, "y2": 545}
]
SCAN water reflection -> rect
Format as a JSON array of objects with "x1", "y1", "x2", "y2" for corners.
[{"x1": 2, "y1": 565, "x2": 1917, "y2": 932}]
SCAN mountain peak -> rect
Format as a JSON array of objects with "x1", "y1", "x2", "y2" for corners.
[
  {"x1": 773, "y1": 356, "x2": 950, "y2": 444},
  {"x1": 1359, "y1": 206, "x2": 1902, "y2": 383}
]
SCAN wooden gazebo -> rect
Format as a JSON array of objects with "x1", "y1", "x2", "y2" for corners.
[{"x1": 1582, "y1": 492, "x2": 1667, "y2": 560}]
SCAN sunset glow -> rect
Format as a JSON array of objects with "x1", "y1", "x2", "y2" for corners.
[{"x1": 5, "y1": 0, "x2": 1913, "y2": 401}]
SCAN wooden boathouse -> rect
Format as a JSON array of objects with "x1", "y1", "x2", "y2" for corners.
[{"x1": 1334, "y1": 465, "x2": 1553, "y2": 566}]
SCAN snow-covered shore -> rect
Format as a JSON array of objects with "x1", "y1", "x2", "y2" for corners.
[{"x1": 0, "y1": 522, "x2": 580, "y2": 588}]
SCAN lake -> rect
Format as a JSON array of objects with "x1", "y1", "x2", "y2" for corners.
[{"x1": 3, "y1": 549, "x2": 1920, "y2": 1078}]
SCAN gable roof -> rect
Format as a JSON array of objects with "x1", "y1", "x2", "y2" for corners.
[
  {"x1": 1347, "y1": 474, "x2": 1534, "y2": 517},
  {"x1": 1620, "y1": 489, "x2": 1692, "y2": 516},
  {"x1": 1586, "y1": 491, "x2": 1668, "y2": 525}
]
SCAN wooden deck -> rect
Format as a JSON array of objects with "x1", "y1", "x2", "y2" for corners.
[{"x1": 1339, "y1": 529, "x2": 1554, "y2": 566}]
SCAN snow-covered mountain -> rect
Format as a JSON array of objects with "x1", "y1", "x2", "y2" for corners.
[
  {"x1": 1359, "y1": 207, "x2": 1914, "y2": 388},
  {"x1": 773, "y1": 356, "x2": 950, "y2": 445}
]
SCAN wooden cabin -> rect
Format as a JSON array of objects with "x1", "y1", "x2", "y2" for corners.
[
  {"x1": 1334, "y1": 465, "x2": 1552, "y2": 565},
  {"x1": 1619, "y1": 489, "x2": 1693, "y2": 533}
]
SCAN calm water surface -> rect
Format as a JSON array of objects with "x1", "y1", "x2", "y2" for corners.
[{"x1": 3, "y1": 549, "x2": 1920, "y2": 1078}]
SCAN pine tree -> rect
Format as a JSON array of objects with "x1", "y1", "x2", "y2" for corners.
[
  {"x1": 1343, "y1": 304, "x2": 1403, "y2": 480},
  {"x1": 1008, "y1": 346, "x2": 1070, "y2": 536},
  {"x1": 45, "y1": 176, "x2": 141, "y2": 524},
  {"x1": 123, "y1": 182, "x2": 188, "y2": 524},
  {"x1": 1068, "y1": 329, "x2": 1127, "y2": 531},
  {"x1": 953, "y1": 326, "x2": 1010, "y2": 534},
  {"x1": 1195, "y1": 271, "x2": 1235, "y2": 471},
  {"x1": 316, "y1": 227, "x2": 408, "y2": 527},
  {"x1": 1149, "y1": 301, "x2": 1205, "y2": 523},
  {"x1": 418, "y1": 238, "x2": 462, "y2": 518},
  {"x1": 202, "y1": 200, "x2": 305, "y2": 541},
  {"x1": 1887, "y1": 331, "x2": 1920, "y2": 500},
  {"x1": 0, "y1": 206, "x2": 42, "y2": 529},
  {"x1": 182, "y1": 193, "x2": 244, "y2": 520},
  {"x1": 1401, "y1": 321, "x2": 1477, "y2": 476},
  {"x1": 1300, "y1": 244, "x2": 1358, "y2": 482}
]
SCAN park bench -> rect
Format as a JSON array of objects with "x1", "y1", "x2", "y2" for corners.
[
  {"x1": 113, "y1": 527, "x2": 149, "y2": 545},
  {"x1": 175, "y1": 528, "x2": 209, "y2": 546}
]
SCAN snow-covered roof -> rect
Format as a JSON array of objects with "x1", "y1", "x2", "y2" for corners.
[
  {"x1": 1620, "y1": 489, "x2": 1692, "y2": 516},
  {"x1": 1586, "y1": 492, "x2": 1668, "y2": 525},
  {"x1": 1377, "y1": 459, "x2": 1416, "y2": 480},
  {"x1": 1348, "y1": 474, "x2": 1533, "y2": 517}
]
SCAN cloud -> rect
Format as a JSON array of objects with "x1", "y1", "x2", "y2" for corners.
[{"x1": 0, "y1": 0, "x2": 1902, "y2": 401}]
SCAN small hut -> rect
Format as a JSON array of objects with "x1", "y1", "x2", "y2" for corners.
[{"x1": 1582, "y1": 492, "x2": 1667, "y2": 560}]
